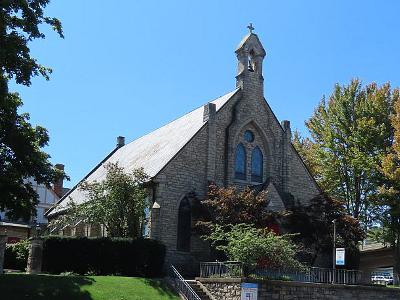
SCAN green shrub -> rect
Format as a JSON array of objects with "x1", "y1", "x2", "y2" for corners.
[
  {"x1": 41, "y1": 236, "x2": 165, "y2": 277},
  {"x1": 4, "y1": 239, "x2": 30, "y2": 271},
  {"x1": 205, "y1": 224, "x2": 304, "y2": 271}
]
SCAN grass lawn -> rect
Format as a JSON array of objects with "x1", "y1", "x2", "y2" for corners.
[{"x1": 0, "y1": 273, "x2": 180, "y2": 300}]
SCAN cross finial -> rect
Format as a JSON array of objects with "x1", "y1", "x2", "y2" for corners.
[{"x1": 247, "y1": 23, "x2": 254, "y2": 34}]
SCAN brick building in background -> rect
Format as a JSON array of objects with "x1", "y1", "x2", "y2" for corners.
[{"x1": 46, "y1": 28, "x2": 320, "y2": 271}]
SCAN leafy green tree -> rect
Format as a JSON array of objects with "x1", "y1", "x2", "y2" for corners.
[
  {"x1": 51, "y1": 163, "x2": 150, "y2": 238},
  {"x1": 298, "y1": 80, "x2": 395, "y2": 226},
  {"x1": 0, "y1": 0, "x2": 63, "y2": 96},
  {"x1": 373, "y1": 88, "x2": 400, "y2": 284},
  {"x1": 0, "y1": 1, "x2": 65, "y2": 221},
  {"x1": 205, "y1": 223, "x2": 303, "y2": 270}
]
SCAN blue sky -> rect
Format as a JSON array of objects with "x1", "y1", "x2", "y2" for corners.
[{"x1": 11, "y1": 0, "x2": 400, "y2": 187}]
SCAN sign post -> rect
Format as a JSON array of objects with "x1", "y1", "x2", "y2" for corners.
[
  {"x1": 241, "y1": 282, "x2": 258, "y2": 300},
  {"x1": 332, "y1": 219, "x2": 336, "y2": 283}
]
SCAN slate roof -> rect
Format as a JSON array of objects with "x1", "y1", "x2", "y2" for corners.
[
  {"x1": 359, "y1": 242, "x2": 388, "y2": 252},
  {"x1": 46, "y1": 89, "x2": 239, "y2": 217}
]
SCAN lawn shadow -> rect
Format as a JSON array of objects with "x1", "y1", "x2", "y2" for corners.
[
  {"x1": 143, "y1": 278, "x2": 179, "y2": 299},
  {"x1": 0, "y1": 273, "x2": 95, "y2": 300}
]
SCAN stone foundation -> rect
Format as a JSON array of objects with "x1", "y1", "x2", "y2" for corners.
[
  {"x1": 199, "y1": 278, "x2": 241, "y2": 300},
  {"x1": 197, "y1": 278, "x2": 400, "y2": 300}
]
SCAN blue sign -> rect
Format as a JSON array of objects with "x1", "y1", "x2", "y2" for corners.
[{"x1": 241, "y1": 283, "x2": 258, "y2": 300}]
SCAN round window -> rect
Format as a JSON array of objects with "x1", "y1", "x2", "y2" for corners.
[{"x1": 244, "y1": 130, "x2": 255, "y2": 143}]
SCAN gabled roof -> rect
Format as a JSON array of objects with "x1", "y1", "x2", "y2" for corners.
[
  {"x1": 46, "y1": 89, "x2": 239, "y2": 217},
  {"x1": 252, "y1": 177, "x2": 294, "y2": 210},
  {"x1": 235, "y1": 33, "x2": 266, "y2": 56}
]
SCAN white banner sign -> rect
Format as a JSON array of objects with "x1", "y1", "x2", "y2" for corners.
[
  {"x1": 336, "y1": 248, "x2": 345, "y2": 266},
  {"x1": 241, "y1": 282, "x2": 258, "y2": 300}
]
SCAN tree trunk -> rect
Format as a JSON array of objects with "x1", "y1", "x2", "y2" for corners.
[{"x1": 353, "y1": 176, "x2": 361, "y2": 219}]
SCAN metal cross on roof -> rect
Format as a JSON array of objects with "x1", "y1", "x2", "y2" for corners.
[{"x1": 247, "y1": 23, "x2": 254, "y2": 34}]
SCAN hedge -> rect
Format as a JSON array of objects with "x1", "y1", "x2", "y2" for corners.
[
  {"x1": 41, "y1": 236, "x2": 166, "y2": 277},
  {"x1": 4, "y1": 240, "x2": 29, "y2": 271}
]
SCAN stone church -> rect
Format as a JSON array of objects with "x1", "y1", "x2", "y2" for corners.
[{"x1": 46, "y1": 27, "x2": 320, "y2": 269}]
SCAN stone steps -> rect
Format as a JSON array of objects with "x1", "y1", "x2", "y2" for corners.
[{"x1": 186, "y1": 280, "x2": 212, "y2": 300}]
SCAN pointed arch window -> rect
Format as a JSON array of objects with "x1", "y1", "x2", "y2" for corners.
[
  {"x1": 177, "y1": 197, "x2": 191, "y2": 252},
  {"x1": 248, "y1": 49, "x2": 255, "y2": 72},
  {"x1": 235, "y1": 143, "x2": 247, "y2": 180},
  {"x1": 251, "y1": 146, "x2": 263, "y2": 182}
]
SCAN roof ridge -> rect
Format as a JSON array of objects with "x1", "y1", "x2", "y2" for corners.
[{"x1": 123, "y1": 89, "x2": 239, "y2": 147}]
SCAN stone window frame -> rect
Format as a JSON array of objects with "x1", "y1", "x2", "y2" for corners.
[
  {"x1": 251, "y1": 146, "x2": 263, "y2": 183},
  {"x1": 232, "y1": 122, "x2": 270, "y2": 185},
  {"x1": 176, "y1": 196, "x2": 191, "y2": 252},
  {"x1": 234, "y1": 143, "x2": 247, "y2": 180}
]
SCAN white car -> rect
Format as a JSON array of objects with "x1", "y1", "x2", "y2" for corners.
[{"x1": 371, "y1": 275, "x2": 390, "y2": 285}]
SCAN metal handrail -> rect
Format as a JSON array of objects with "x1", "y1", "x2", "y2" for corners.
[
  {"x1": 253, "y1": 266, "x2": 362, "y2": 285},
  {"x1": 199, "y1": 261, "x2": 362, "y2": 285},
  {"x1": 199, "y1": 261, "x2": 243, "y2": 278},
  {"x1": 170, "y1": 265, "x2": 201, "y2": 300}
]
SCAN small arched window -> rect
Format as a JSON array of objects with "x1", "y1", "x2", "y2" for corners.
[
  {"x1": 177, "y1": 197, "x2": 191, "y2": 252},
  {"x1": 235, "y1": 143, "x2": 247, "y2": 180},
  {"x1": 248, "y1": 50, "x2": 255, "y2": 72},
  {"x1": 251, "y1": 146, "x2": 263, "y2": 183}
]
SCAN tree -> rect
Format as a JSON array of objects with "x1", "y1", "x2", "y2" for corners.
[
  {"x1": 196, "y1": 184, "x2": 360, "y2": 266},
  {"x1": 284, "y1": 193, "x2": 364, "y2": 267},
  {"x1": 292, "y1": 130, "x2": 322, "y2": 183},
  {"x1": 194, "y1": 183, "x2": 281, "y2": 235},
  {"x1": 374, "y1": 87, "x2": 400, "y2": 284},
  {"x1": 299, "y1": 80, "x2": 394, "y2": 226},
  {"x1": 205, "y1": 223, "x2": 303, "y2": 271},
  {"x1": 51, "y1": 163, "x2": 150, "y2": 238},
  {"x1": 0, "y1": 1, "x2": 65, "y2": 220},
  {"x1": 0, "y1": 0, "x2": 63, "y2": 96}
]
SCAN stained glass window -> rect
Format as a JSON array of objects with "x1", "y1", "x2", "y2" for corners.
[
  {"x1": 251, "y1": 146, "x2": 263, "y2": 182},
  {"x1": 244, "y1": 130, "x2": 255, "y2": 142},
  {"x1": 177, "y1": 197, "x2": 191, "y2": 252},
  {"x1": 235, "y1": 143, "x2": 247, "y2": 180}
]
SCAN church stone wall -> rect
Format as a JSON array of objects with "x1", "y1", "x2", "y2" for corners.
[
  {"x1": 212, "y1": 72, "x2": 319, "y2": 206},
  {"x1": 287, "y1": 145, "x2": 320, "y2": 205},
  {"x1": 153, "y1": 126, "x2": 210, "y2": 271},
  {"x1": 212, "y1": 89, "x2": 283, "y2": 189},
  {"x1": 220, "y1": 69, "x2": 319, "y2": 205}
]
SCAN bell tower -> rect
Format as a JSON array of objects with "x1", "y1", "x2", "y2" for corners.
[{"x1": 235, "y1": 24, "x2": 266, "y2": 97}]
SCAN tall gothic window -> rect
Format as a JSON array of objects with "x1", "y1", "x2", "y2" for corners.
[
  {"x1": 177, "y1": 197, "x2": 191, "y2": 252},
  {"x1": 251, "y1": 146, "x2": 263, "y2": 182},
  {"x1": 235, "y1": 143, "x2": 247, "y2": 180}
]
